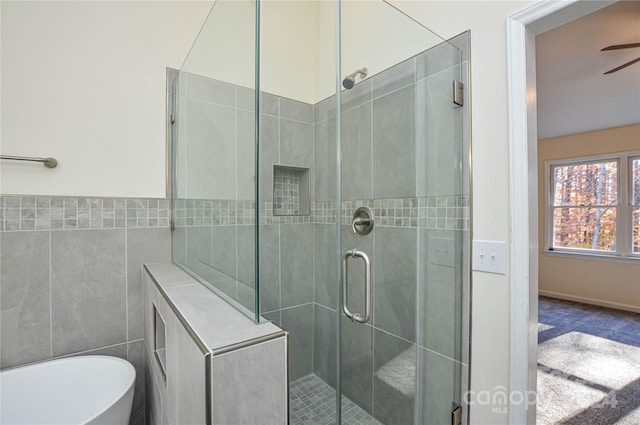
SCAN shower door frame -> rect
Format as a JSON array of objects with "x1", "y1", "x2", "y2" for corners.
[{"x1": 332, "y1": 4, "x2": 467, "y2": 424}]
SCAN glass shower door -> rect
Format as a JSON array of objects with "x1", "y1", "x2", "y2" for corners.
[
  {"x1": 171, "y1": 0, "x2": 259, "y2": 321},
  {"x1": 337, "y1": 3, "x2": 465, "y2": 424}
]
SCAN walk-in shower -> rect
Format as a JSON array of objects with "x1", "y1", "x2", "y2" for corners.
[{"x1": 169, "y1": 1, "x2": 470, "y2": 424}]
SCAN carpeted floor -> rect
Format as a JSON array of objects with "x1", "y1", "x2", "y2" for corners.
[{"x1": 537, "y1": 297, "x2": 640, "y2": 425}]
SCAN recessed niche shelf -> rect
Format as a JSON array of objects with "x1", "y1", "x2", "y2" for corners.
[
  {"x1": 153, "y1": 303, "x2": 167, "y2": 382},
  {"x1": 273, "y1": 165, "x2": 310, "y2": 216}
]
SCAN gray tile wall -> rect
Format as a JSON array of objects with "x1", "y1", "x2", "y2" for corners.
[
  {"x1": 50, "y1": 229, "x2": 127, "y2": 356},
  {"x1": 258, "y1": 222, "x2": 315, "y2": 381},
  {"x1": 174, "y1": 70, "x2": 314, "y2": 204},
  {"x1": 174, "y1": 72, "x2": 317, "y2": 344},
  {"x1": 212, "y1": 337, "x2": 288, "y2": 425},
  {"x1": 0, "y1": 196, "x2": 171, "y2": 425},
  {"x1": 281, "y1": 303, "x2": 314, "y2": 381}
]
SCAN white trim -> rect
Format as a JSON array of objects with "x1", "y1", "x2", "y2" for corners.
[
  {"x1": 506, "y1": 9, "x2": 538, "y2": 425},
  {"x1": 508, "y1": 1, "x2": 624, "y2": 424},
  {"x1": 544, "y1": 151, "x2": 640, "y2": 257},
  {"x1": 545, "y1": 150, "x2": 640, "y2": 165},
  {"x1": 539, "y1": 290, "x2": 640, "y2": 314},
  {"x1": 507, "y1": 1, "x2": 581, "y2": 424},
  {"x1": 542, "y1": 249, "x2": 640, "y2": 263}
]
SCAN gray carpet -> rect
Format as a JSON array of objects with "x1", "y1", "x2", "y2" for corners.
[{"x1": 537, "y1": 297, "x2": 640, "y2": 425}]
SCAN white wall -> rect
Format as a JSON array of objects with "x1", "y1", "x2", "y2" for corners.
[
  {"x1": 1, "y1": 0, "x2": 455, "y2": 198},
  {"x1": 183, "y1": 0, "x2": 444, "y2": 104},
  {"x1": 314, "y1": 0, "x2": 444, "y2": 102},
  {"x1": 389, "y1": 1, "x2": 535, "y2": 423},
  {"x1": 181, "y1": 0, "x2": 320, "y2": 103},
  {"x1": 262, "y1": 1, "x2": 318, "y2": 102},
  {"x1": 1, "y1": 1, "x2": 213, "y2": 198}
]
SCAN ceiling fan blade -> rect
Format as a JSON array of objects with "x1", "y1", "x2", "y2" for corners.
[
  {"x1": 604, "y1": 57, "x2": 640, "y2": 74},
  {"x1": 601, "y1": 42, "x2": 640, "y2": 51}
]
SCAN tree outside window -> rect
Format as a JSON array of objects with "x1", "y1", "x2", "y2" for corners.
[
  {"x1": 547, "y1": 153, "x2": 639, "y2": 258},
  {"x1": 552, "y1": 160, "x2": 618, "y2": 251}
]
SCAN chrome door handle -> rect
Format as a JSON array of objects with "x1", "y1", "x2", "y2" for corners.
[{"x1": 342, "y1": 249, "x2": 372, "y2": 324}]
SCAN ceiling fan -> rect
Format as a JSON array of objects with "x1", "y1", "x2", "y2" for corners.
[{"x1": 601, "y1": 42, "x2": 640, "y2": 74}]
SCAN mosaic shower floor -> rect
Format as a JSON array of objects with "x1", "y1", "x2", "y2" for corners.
[{"x1": 290, "y1": 374, "x2": 384, "y2": 425}]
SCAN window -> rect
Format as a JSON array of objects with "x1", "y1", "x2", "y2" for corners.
[{"x1": 546, "y1": 152, "x2": 640, "y2": 259}]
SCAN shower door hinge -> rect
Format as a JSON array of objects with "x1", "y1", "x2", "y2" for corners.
[
  {"x1": 452, "y1": 406, "x2": 462, "y2": 425},
  {"x1": 453, "y1": 80, "x2": 464, "y2": 107},
  {"x1": 170, "y1": 113, "x2": 176, "y2": 125},
  {"x1": 170, "y1": 220, "x2": 175, "y2": 231}
]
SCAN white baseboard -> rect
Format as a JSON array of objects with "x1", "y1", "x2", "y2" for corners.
[{"x1": 539, "y1": 290, "x2": 640, "y2": 314}]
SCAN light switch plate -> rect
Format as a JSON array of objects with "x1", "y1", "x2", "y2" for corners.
[{"x1": 472, "y1": 240, "x2": 506, "y2": 274}]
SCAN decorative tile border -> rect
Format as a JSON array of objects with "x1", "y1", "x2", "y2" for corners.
[
  {"x1": 260, "y1": 202, "x2": 312, "y2": 224},
  {"x1": 173, "y1": 200, "x2": 258, "y2": 226},
  {"x1": 174, "y1": 196, "x2": 469, "y2": 230},
  {"x1": 0, "y1": 196, "x2": 169, "y2": 231},
  {"x1": 1, "y1": 195, "x2": 467, "y2": 231},
  {"x1": 311, "y1": 201, "x2": 336, "y2": 224},
  {"x1": 343, "y1": 196, "x2": 470, "y2": 231}
]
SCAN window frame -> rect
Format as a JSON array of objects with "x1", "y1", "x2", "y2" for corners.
[
  {"x1": 630, "y1": 155, "x2": 640, "y2": 255},
  {"x1": 544, "y1": 151, "x2": 640, "y2": 261}
]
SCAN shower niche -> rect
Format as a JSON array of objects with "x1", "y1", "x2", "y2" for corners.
[{"x1": 272, "y1": 165, "x2": 310, "y2": 216}]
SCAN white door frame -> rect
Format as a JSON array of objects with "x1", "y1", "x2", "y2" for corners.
[{"x1": 506, "y1": 1, "x2": 616, "y2": 423}]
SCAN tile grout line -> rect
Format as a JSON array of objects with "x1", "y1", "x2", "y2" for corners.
[
  {"x1": 49, "y1": 227, "x2": 53, "y2": 359},
  {"x1": 52, "y1": 340, "x2": 135, "y2": 360},
  {"x1": 311, "y1": 226, "x2": 316, "y2": 373},
  {"x1": 125, "y1": 227, "x2": 129, "y2": 344},
  {"x1": 279, "y1": 223, "x2": 282, "y2": 324}
]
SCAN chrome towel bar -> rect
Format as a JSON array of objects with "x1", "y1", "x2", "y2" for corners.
[{"x1": 0, "y1": 155, "x2": 58, "y2": 168}]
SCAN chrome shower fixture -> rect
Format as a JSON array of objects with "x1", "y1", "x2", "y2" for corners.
[{"x1": 342, "y1": 67, "x2": 368, "y2": 89}]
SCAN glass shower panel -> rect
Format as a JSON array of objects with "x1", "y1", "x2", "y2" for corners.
[
  {"x1": 257, "y1": 2, "x2": 339, "y2": 424},
  {"x1": 338, "y1": 2, "x2": 464, "y2": 424},
  {"x1": 171, "y1": 0, "x2": 258, "y2": 320},
  {"x1": 414, "y1": 39, "x2": 464, "y2": 425},
  {"x1": 169, "y1": 1, "x2": 468, "y2": 422}
]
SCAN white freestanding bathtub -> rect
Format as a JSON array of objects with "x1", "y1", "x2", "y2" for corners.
[{"x1": 0, "y1": 355, "x2": 136, "y2": 425}]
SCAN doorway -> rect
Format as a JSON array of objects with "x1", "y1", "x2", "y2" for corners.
[{"x1": 507, "y1": 0, "x2": 639, "y2": 423}]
